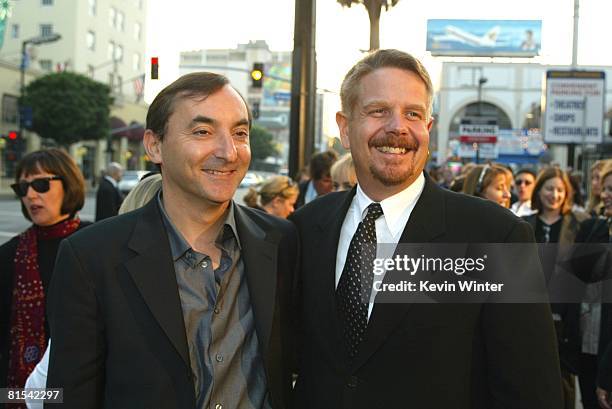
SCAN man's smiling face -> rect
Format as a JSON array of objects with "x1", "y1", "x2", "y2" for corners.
[
  {"x1": 337, "y1": 67, "x2": 433, "y2": 200},
  {"x1": 148, "y1": 85, "x2": 251, "y2": 206}
]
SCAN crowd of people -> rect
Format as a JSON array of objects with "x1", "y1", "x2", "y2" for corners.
[{"x1": 0, "y1": 48, "x2": 611, "y2": 409}]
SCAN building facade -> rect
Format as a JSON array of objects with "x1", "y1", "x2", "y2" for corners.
[
  {"x1": 180, "y1": 40, "x2": 326, "y2": 173},
  {"x1": 0, "y1": 0, "x2": 149, "y2": 181},
  {"x1": 436, "y1": 61, "x2": 612, "y2": 168}
]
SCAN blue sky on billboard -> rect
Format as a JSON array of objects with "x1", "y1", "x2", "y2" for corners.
[{"x1": 426, "y1": 20, "x2": 542, "y2": 57}]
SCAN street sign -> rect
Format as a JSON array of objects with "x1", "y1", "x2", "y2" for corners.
[
  {"x1": 459, "y1": 124, "x2": 498, "y2": 142},
  {"x1": 543, "y1": 70, "x2": 606, "y2": 144},
  {"x1": 19, "y1": 106, "x2": 33, "y2": 128},
  {"x1": 459, "y1": 136, "x2": 497, "y2": 144},
  {"x1": 458, "y1": 123, "x2": 499, "y2": 159}
]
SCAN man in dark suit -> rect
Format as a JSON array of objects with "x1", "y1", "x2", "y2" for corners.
[
  {"x1": 290, "y1": 49, "x2": 563, "y2": 408},
  {"x1": 46, "y1": 72, "x2": 297, "y2": 409},
  {"x1": 294, "y1": 150, "x2": 337, "y2": 209},
  {"x1": 95, "y1": 162, "x2": 124, "y2": 221}
]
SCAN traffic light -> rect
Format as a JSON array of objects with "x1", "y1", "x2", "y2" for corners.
[
  {"x1": 151, "y1": 57, "x2": 159, "y2": 80},
  {"x1": 3, "y1": 131, "x2": 25, "y2": 177},
  {"x1": 251, "y1": 63, "x2": 264, "y2": 88},
  {"x1": 252, "y1": 101, "x2": 260, "y2": 119}
]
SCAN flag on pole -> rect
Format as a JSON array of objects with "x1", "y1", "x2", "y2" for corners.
[{"x1": 133, "y1": 74, "x2": 145, "y2": 102}]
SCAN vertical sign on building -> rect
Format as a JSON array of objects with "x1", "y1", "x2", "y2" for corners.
[{"x1": 543, "y1": 70, "x2": 605, "y2": 144}]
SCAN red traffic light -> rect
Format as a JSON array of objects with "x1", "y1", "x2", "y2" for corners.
[
  {"x1": 151, "y1": 57, "x2": 159, "y2": 80},
  {"x1": 8, "y1": 131, "x2": 18, "y2": 140}
]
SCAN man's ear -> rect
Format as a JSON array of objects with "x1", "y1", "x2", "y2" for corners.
[
  {"x1": 143, "y1": 130, "x2": 162, "y2": 165},
  {"x1": 336, "y1": 111, "x2": 351, "y2": 150},
  {"x1": 426, "y1": 116, "x2": 434, "y2": 132}
]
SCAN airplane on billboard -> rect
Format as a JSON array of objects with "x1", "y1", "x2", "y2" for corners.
[{"x1": 434, "y1": 25, "x2": 501, "y2": 47}]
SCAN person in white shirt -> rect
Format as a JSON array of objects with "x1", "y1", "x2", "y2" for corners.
[
  {"x1": 290, "y1": 48, "x2": 563, "y2": 409},
  {"x1": 511, "y1": 168, "x2": 537, "y2": 217}
]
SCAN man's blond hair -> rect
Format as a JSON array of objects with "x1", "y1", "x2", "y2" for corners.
[{"x1": 340, "y1": 49, "x2": 433, "y2": 118}]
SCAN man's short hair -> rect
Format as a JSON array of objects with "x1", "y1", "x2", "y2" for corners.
[
  {"x1": 146, "y1": 72, "x2": 252, "y2": 141},
  {"x1": 106, "y1": 162, "x2": 122, "y2": 176},
  {"x1": 340, "y1": 49, "x2": 434, "y2": 118},
  {"x1": 309, "y1": 150, "x2": 338, "y2": 181},
  {"x1": 515, "y1": 168, "x2": 536, "y2": 179}
]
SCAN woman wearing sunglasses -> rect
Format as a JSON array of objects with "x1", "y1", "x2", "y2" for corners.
[{"x1": 0, "y1": 148, "x2": 88, "y2": 394}]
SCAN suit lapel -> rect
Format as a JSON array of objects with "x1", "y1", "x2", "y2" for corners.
[
  {"x1": 313, "y1": 189, "x2": 358, "y2": 366},
  {"x1": 351, "y1": 174, "x2": 447, "y2": 371},
  {"x1": 234, "y1": 204, "x2": 278, "y2": 361},
  {"x1": 124, "y1": 200, "x2": 191, "y2": 367}
]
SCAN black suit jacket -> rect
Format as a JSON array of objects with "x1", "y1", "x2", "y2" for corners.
[
  {"x1": 293, "y1": 180, "x2": 310, "y2": 210},
  {"x1": 290, "y1": 174, "x2": 564, "y2": 409},
  {"x1": 95, "y1": 178, "x2": 123, "y2": 221},
  {"x1": 46, "y1": 200, "x2": 297, "y2": 409}
]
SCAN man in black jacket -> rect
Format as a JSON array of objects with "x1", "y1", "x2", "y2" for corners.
[
  {"x1": 291, "y1": 49, "x2": 563, "y2": 409},
  {"x1": 46, "y1": 72, "x2": 297, "y2": 409},
  {"x1": 95, "y1": 162, "x2": 124, "y2": 221}
]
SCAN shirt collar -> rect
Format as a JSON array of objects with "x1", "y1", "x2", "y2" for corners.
[
  {"x1": 305, "y1": 180, "x2": 318, "y2": 204},
  {"x1": 354, "y1": 172, "x2": 426, "y2": 238},
  {"x1": 156, "y1": 190, "x2": 241, "y2": 262},
  {"x1": 104, "y1": 175, "x2": 118, "y2": 188}
]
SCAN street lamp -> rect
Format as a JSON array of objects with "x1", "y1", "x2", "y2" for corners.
[
  {"x1": 477, "y1": 77, "x2": 488, "y2": 117},
  {"x1": 19, "y1": 33, "x2": 62, "y2": 139}
]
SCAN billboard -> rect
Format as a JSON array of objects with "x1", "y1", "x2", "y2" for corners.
[
  {"x1": 426, "y1": 19, "x2": 542, "y2": 57},
  {"x1": 263, "y1": 62, "x2": 291, "y2": 108},
  {"x1": 543, "y1": 70, "x2": 606, "y2": 144}
]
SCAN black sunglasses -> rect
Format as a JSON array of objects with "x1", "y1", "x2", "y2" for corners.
[
  {"x1": 11, "y1": 176, "x2": 63, "y2": 197},
  {"x1": 515, "y1": 179, "x2": 533, "y2": 186}
]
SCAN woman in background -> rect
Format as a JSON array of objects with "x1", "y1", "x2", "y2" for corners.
[
  {"x1": 118, "y1": 172, "x2": 162, "y2": 214},
  {"x1": 523, "y1": 166, "x2": 589, "y2": 409},
  {"x1": 330, "y1": 153, "x2": 357, "y2": 192},
  {"x1": 0, "y1": 149, "x2": 88, "y2": 397},
  {"x1": 243, "y1": 175, "x2": 299, "y2": 219},
  {"x1": 461, "y1": 163, "x2": 511, "y2": 208},
  {"x1": 570, "y1": 161, "x2": 612, "y2": 409},
  {"x1": 587, "y1": 160, "x2": 611, "y2": 217}
]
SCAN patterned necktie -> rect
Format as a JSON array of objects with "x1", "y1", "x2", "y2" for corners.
[{"x1": 336, "y1": 202, "x2": 383, "y2": 359}]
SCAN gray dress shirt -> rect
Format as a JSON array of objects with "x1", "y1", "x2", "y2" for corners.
[{"x1": 157, "y1": 193, "x2": 271, "y2": 409}]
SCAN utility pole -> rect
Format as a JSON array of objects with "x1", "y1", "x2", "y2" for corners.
[
  {"x1": 289, "y1": 0, "x2": 316, "y2": 178},
  {"x1": 19, "y1": 34, "x2": 61, "y2": 143},
  {"x1": 567, "y1": 0, "x2": 580, "y2": 168}
]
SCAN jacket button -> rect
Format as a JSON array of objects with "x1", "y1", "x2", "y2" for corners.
[{"x1": 347, "y1": 376, "x2": 358, "y2": 388}]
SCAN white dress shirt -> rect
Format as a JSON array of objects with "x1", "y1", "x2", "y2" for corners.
[
  {"x1": 104, "y1": 174, "x2": 119, "y2": 188},
  {"x1": 304, "y1": 180, "x2": 318, "y2": 205},
  {"x1": 24, "y1": 340, "x2": 50, "y2": 409},
  {"x1": 510, "y1": 200, "x2": 536, "y2": 217},
  {"x1": 335, "y1": 173, "x2": 425, "y2": 319}
]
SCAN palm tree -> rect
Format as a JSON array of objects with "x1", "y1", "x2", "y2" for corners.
[
  {"x1": 337, "y1": 0, "x2": 400, "y2": 51},
  {"x1": 0, "y1": 0, "x2": 13, "y2": 50}
]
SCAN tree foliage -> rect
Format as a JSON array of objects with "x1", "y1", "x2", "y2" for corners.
[
  {"x1": 337, "y1": 0, "x2": 400, "y2": 51},
  {"x1": 21, "y1": 72, "x2": 113, "y2": 147},
  {"x1": 250, "y1": 125, "x2": 279, "y2": 161}
]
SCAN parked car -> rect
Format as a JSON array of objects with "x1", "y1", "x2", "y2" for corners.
[
  {"x1": 118, "y1": 170, "x2": 149, "y2": 195},
  {"x1": 239, "y1": 171, "x2": 263, "y2": 188}
]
